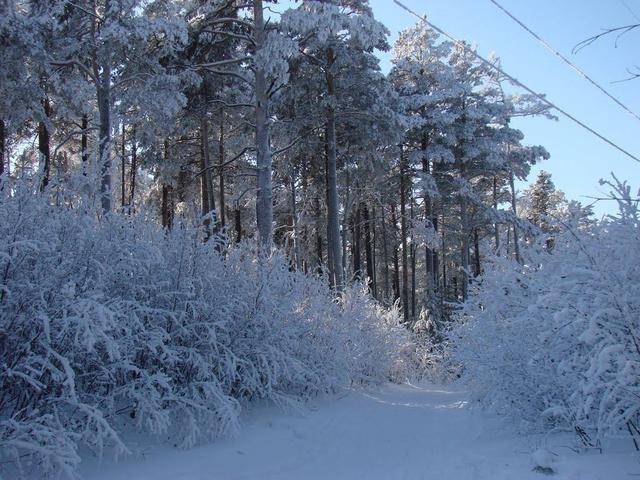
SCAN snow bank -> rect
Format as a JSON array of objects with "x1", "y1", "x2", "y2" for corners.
[{"x1": 0, "y1": 181, "x2": 414, "y2": 478}]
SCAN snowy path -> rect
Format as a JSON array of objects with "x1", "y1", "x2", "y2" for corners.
[{"x1": 81, "y1": 383, "x2": 638, "y2": 480}]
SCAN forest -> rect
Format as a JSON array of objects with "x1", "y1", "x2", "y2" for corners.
[{"x1": 1, "y1": 0, "x2": 639, "y2": 478}]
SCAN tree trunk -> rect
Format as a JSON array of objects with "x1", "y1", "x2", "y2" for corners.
[
  {"x1": 97, "y1": 70, "x2": 112, "y2": 213},
  {"x1": 235, "y1": 206, "x2": 242, "y2": 243},
  {"x1": 200, "y1": 126, "x2": 210, "y2": 218},
  {"x1": 473, "y1": 228, "x2": 481, "y2": 277},
  {"x1": 121, "y1": 122, "x2": 126, "y2": 209},
  {"x1": 129, "y1": 126, "x2": 137, "y2": 209},
  {"x1": 161, "y1": 185, "x2": 173, "y2": 229},
  {"x1": 422, "y1": 134, "x2": 435, "y2": 295},
  {"x1": 460, "y1": 231, "x2": 470, "y2": 301},
  {"x1": 458, "y1": 161, "x2": 470, "y2": 301},
  {"x1": 493, "y1": 176, "x2": 500, "y2": 252},
  {"x1": 353, "y1": 205, "x2": 362, "y2": 281},
  {"x1": 342, "y1": 169, "x2": 350, "y2": 281},
  {"x1": 363, "y1": 204, "x2": 374, "y2": 293},
  {"x1": 201, "y1": 118, "x2": 218, "y2": 236},
  {"x1": 371, "y1": 205, "x2": 378, "y2": 299},
  {"x1": 432, "y1": 211, "x2": 439, "y2": 293},
  {"x1": 89, "y1": 0, "x2": 113, "y2": 212},
  {"x1": 441, "y1": 224, "x2": 447, "y2": 310},
  {"x1": 391, "y1": 204, "x2": 400, "y2": 304},
  {"x1": 324, "y1": 152, "x2": 334, "y2": 280},
  {"x1": 399, "y1": 147, "x2": 409, "y2": 322},
  {"x1": 38, "y1": 98, "x2": 51, "y2": 191},
  {"x1": 254, "y1": 0, "x2": 273, "y2": 247},
  {"x1": 509, "y1": 169, "x2": 522, "y2": 264},
  {"x1": 0, "y1": 119, "x2": 5, "y2": 179},
  {"x1": 81, "y1": 114, "x2": 88, "y2": 172},
  {"x1": 410, "y1": 196, "x2": 416, "y2": 319},
  {"x1": 218, "y1": 113, "x2": 226, "y2": 230},
  {"x1": 381, "y1": 205, "x2": 390, "y2": 302},
  {"x1": 290, "y1": 172, "x2": 301, "y2": 270},
  {"x1": 161, "y1": 140, "x2": 173, "y2": 230},
  {"x1": 325, "y1": 46, "x2": 343, "y2": 290},
  {"x1": 314, "y1": 184, "x2": 323, "y2": 274}
]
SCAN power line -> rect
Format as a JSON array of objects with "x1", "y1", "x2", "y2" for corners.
[
  {"x1": 488, "y1": 0, "x2": 640, "y2": 123},
  {"x1": 391, "y1": 0, "x2": 640, "y2": 164},
  {"x1": 619, "y1": 0, "x2": 640, "y2": 22}
]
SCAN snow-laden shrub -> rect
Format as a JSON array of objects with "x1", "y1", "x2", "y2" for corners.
[
  {"x1": 340, "y1": 286, "x2": 416, "y2": 383},
  {"x1": 453, "y1": 178, "x2": 640, "y2": 447},
  {"x1": 411, "y1": 308, "x2": 462, "y2": 383},
  {"x1": 0, "y1": 182, "x2": 413, "y2": 478}
]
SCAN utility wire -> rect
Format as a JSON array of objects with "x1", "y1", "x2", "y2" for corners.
[
  {"x1": 619, "y1": 0, "x2": 640, "y2": 22},
  {"x1": 488, "y1": 0, "x2": 640, "y2": 123},
  {"x1": 392, "y1": 0, "x2": 640, "y2": 164}
]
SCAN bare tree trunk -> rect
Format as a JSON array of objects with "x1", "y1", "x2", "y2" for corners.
[
  {"x1": 316, "y1": 230, "x2": 324, "y2": 274},
  {"x1": 121, "y1": 123, "x2": 126, "y2": 209},
  {"x1": 441, "y1": 224, "x2": 447, "y2": 311},
  {"x1": 201, "y1": 118, "x2": 218, "y2": 236},
  {"x1": 509, "y1": 169, "x2": 522, "y2": 264},
  {"x1": 353, "y1": 205, "x2": 362, "y2": 281},
  {"x1": 290, "y1": 172, "x2": 301, "y2": 270},
  {"x1": 493, "y1": 176, "x2": 500, "y2": 252},
  {"x1": 460, "y1": 230, "x2": 470, "y2": 301},
  {"x1": 235, "y1": 206, "x2": 242, "y2": 243},
  {"x1": 161, "y1": 140, "x2": 173, "y2": 230},
  {"x1": 161, "y1": 185, "x2": 173, "y2": 229},
  {"x1": 422, "y1": 134, "x2": 435, "y2": 295},
  {"x1": 391, "y1": 203, "x2": 400, "y2": 304},
  {"x1": 399, "y1": 147, "x2": 409, "y2": 322},
  {"x1": 325, "y1": 46, "x2": 343, "y2": 290},
  {"x1": 314, "y1": 184, "x2": 323, "y2": 274},
  {"x1": 0, "y1": 119, "x2": 4, "y2": 178},
  {"x1": 381, "y1": 205, "x2": 390, "y2": 302},
  {"x1": 97, "y1": 71, "x2": 112, "y2": 212},
  {"x1": 324, "y1": 153, "x2": 334, "y2": 281},
  {"x1": 254, "y1": 0, "x2": 273, "y2": 247},
  {"x1": 218, "y1": 113, "x2": 226, "y2": 230},
  {"x1": 473, "y1": 228, "x2": 481, "y2": 277},
  {"x1": 89, "y1": 0, "x2": 113, "y2": 212},
  {"x1": 81, "y1": 114, "x2": 88, "y2": 173},
  {"x1": 129, "y1": 126, "x2": 137, "y2": 209},
  {"x1": 410, "y1": 195, "x2": 416, "y2": 319},
  {"x1": 342, "y1": 169, "x2": 350, "y2": 281},
  {"x1": 363, "y1": 204, "x2": 374, "y2": 293},
  {"x1": 38, "y1": 98, "x2": 51, "y2": 191},
  {"x1": 432, "y1": 204, "x2": 440, "y2": 293},
  {"x1": 458, "y1": 161, "x2": 470, "y2": 301},
  {"x1": 201, "y1": 145, "x2": 210, "y2": 218},
  {"x1": 371, "y1": 205, "x2": 378, "y2": 299}
]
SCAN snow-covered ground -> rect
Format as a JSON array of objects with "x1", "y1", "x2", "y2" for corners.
[{"x1": 80, "y1": 383, "x2": 638, "y2": 480}]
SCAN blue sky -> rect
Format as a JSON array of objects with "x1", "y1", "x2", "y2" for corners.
[{"x1": 372, "y1": 0, "x2": 640, "y2": 216}]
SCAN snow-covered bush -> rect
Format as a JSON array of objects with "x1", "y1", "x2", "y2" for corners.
[
  {"x1": 409, "y1": 309, "x2": 461, "y2": 383},
  {"x1": 453, "y1": 178, "x2": 640, "y2": 447},
  {"x1": 340, "y1": 286, "x2": 416, "y2": 383},
  {"x1": 0, "y1": 181, "x2": 414, "y2": 478}
]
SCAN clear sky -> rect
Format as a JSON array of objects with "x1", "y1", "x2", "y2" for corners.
[{"x1": 371, "y1": 0, "x2": 640, "y2": 216}]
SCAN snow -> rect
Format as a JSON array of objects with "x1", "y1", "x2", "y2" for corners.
[{"x1": 79, "y1": 383, "x2": 639, "y2": 480}]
